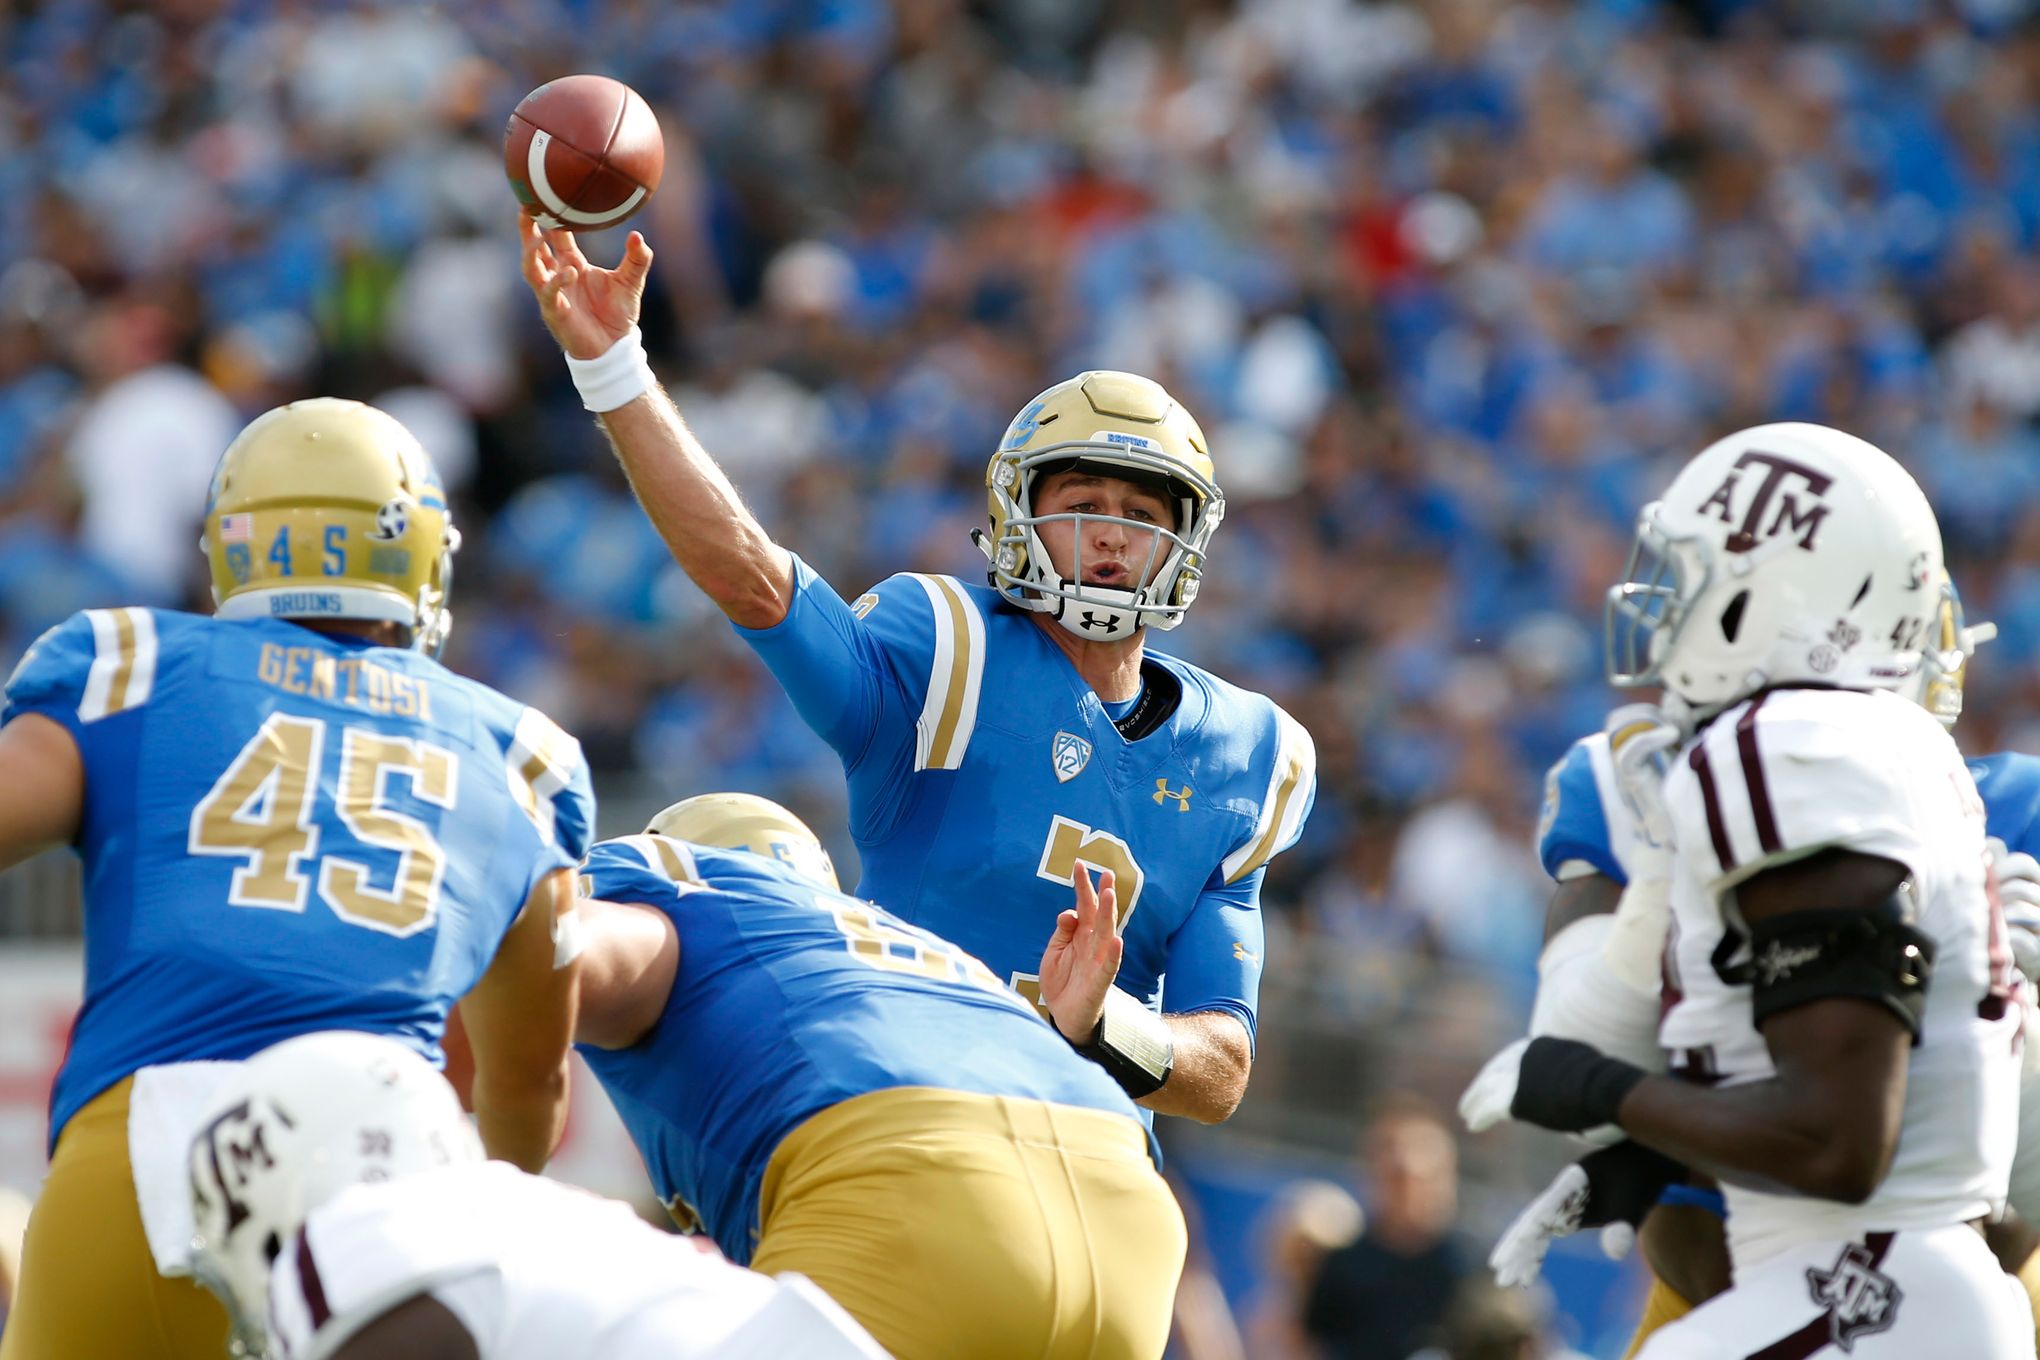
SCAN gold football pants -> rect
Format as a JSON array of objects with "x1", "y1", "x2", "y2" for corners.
[
  {"x1": 751, "y1": 1086, "x2": 1186, "y2": 1360},
  {"x1": 0, "y1": 1077, "x2": 230, "y2": 1360},
  {"x1": 1624, "y1": 1270, "x2": 1696, "y2": 1358}
]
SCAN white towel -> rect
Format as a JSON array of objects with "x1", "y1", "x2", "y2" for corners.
[{"x1": 129, "y1": 1060, "x2": 240, "y2": 1276}]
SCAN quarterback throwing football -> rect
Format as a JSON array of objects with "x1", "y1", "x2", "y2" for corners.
[{"x1": 517, "y1": 218, "x2": 1314, "y2": 1123}]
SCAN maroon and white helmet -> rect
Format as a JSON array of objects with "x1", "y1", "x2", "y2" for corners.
[
  {"x1": 187, "y1": 1032, "x2": 481, "y2": 1357},
  {"x1": 1607, "y1": 422, "x2": 1944, "y2": 713}
]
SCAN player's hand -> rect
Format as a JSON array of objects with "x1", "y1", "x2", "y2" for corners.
[
  {"x1": 518, "y1": 214, "x2": 653, "y2": 360},
  {"x1": 1038, "y1": 868, "x2": 1123, "y2": 1044},
  {"x1": 1489, "y1": 1140, "x2": 1683, "y2": 1287},
  {"x1": 1988, "y1": 836, "x2": 2040, "y2": 983}
]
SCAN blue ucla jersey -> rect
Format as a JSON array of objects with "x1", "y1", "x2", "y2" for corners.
[
  {"x1": 2, "y1": 608, "x2": 595, "y2": 1149},
  {"x1": 737, "y1": 556, "x2": 1315, "y2": 1042},
  {"x1": 1537, "y1": 734, "x2": 2040, "y2": 887},
  {"x1": 574, "y1": 836, "x2": 1144, "y2": 1263}
]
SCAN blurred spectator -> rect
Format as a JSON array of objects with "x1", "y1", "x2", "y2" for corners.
[
  {"x1": 62, "y1": 296, "x2": 236, "y2": 602},
  {"x1": 1303, "y1": 1093, "x2": 1474, "y2": 1360},
  {"x1": 1242, "y1": 1179, "x2": 1366, "y2": 1360},
  {"x1": 1409, "y1": 1279, "x2": 1593, "y2": 1360}
]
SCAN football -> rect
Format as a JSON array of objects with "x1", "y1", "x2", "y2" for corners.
[{"x1": 504, "y1": 74, "x2": 663, "y2": 231}]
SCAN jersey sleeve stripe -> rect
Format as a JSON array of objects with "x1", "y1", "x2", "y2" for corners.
[
  {"x1": 1688, "y1": 738, "x2": 1737, "y2": 875},
  {"x1": 296, "y1": 1233, "x2": 334, "y2": 1331},
  {"x1": 1734, "y1": 695, "x2": 1783, "y2": 856},
  {"x1": 911, "y1": 574, "x2": 984, "y2": 772},
  {"x1": 505, "y1": 708, "x2": 581, "y2": 849},
  {"x1": 1222, "y1": 710, "x2": 1315, "y2": 884},
  {"x1": 650, "y1": 835, "x2": 700, "y2": 884},
  {"x1": 79, "y1": 608, "x2": 157, "y2": 721}
]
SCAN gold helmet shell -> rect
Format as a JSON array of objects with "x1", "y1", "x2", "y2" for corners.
[
  {"x1": 646, "y1": 792, "x2": 840, "y2": 891},
  {"x1": 1911, "y1": 572, "x2": 1995, "y2": 729},
  {"x1": 978, "y1": 371, "x2": 1223, "y2": 640},
  {"x1": 203, "y1": 399, "x2": 459, "y2": 652}
]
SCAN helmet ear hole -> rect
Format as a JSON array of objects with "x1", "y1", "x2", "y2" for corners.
[
  {"x1": 1719, "y1": 590, "x2": 1749, "y2": 644},
  {"x1": 263, "y1": 1231, "x2": 282, "y2": 1266}
]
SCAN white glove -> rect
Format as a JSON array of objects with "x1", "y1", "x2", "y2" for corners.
[
  {"x1": 1989, "y1": 836, "x2": 2040, "y2": 984},
  {"x1": 1459, "y1": 1037, "x2": 1528, "y2": 1135},
  {"x1": 1603, "y1": 703, "x2": 1684, "y2": 877},
  {"x1": 1488, "y1": 1141, "x2": 1678, "y2": 1288},
  {"x1": 1490, "y1": 1162, "x2": 1591, "y2": 1287}
]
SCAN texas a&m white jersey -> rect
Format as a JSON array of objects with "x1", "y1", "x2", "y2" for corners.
[
  {"x1": 266, "y1": 1162, "x2": 886, "y2": 1360},
  {"x1": 1659, "y1": 687, "x2": 2021, "y2": 1266}
]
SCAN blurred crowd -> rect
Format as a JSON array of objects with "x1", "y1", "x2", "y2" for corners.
[{"x1": 17, "y1": 0, "x2": 2040, "y2": 1350}]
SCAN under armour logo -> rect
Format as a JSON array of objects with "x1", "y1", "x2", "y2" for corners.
[
  {"x1": 1080, "y1": 610, "x2": 1123, "y2": 634},
  {"x1": 1232, "y1": 941, "x2": 1258, "y2": 963},
  {"x1": 1805, "y1": 1240, "x2": 1902, "y2": 1351},
  {"x1": 1154, "y1": 779, "x2": 1192, "y2": 811},
  {"x1": 1696, "y1": 450, "x2": 1834, "y2": 553}
]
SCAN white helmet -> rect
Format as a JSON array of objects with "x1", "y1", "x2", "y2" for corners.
[
  {"x1": 187, "y1": 1031, "x2": 481, "y2": 1357},
  {"x1": 1607, "y1": 422, "x2": 1943, "y2": 712}
]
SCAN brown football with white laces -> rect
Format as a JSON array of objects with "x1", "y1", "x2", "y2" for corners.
[{"x1": 504, "y1": 75, "x2": 663, "y2": 231}]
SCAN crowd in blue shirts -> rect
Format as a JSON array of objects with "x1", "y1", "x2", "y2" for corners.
[{"x1": 4, "y1": 0, "x2": 2040, "y2": 1000}]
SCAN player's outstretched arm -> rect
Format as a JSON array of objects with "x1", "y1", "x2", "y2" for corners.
[
  {"x1": 463, "y1": 867, "x2": 580, "y2": 1172},
  {"x1": 574, "y1": 898, "x2": 681, "y2": 1051},
  {"x1": 517, "y1": 215, "x2": 794, "y2": 628},
  {"x1": 0, "y1": 713, "x2": 82, "y2": 868}
]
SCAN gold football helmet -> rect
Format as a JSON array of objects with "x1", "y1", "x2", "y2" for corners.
[
  {"x1": 646, "y1": 792, "x2": 840, "y2": 891},
  {"x1": 1911, "y1": 572, "x2": 1995, "y2": 728},
  {"x1": 202, "y1": 399, "x2": 460, "y2": 653},
  {"x1": 976, "y1": 371, "x2": 1223, "y2": 640}
]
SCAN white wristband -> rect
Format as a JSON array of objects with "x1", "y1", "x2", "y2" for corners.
[{"x1": 564, "y1": 325, "x2": 656, "y2": 413}]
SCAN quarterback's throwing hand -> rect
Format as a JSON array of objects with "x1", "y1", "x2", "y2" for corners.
[
  {"x1": 1038, "y1": 868, "x2": 1123, "y2": 1044},
  {"x1": 517, "y1": 214, "x2": 653, "y2": 361}
]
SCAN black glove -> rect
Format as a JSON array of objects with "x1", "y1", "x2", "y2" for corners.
[{"x1": 1510, "y1": 1035, "x2": 1649, "y2": 1133}]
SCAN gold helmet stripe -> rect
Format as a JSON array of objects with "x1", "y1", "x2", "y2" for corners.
[
  {"x1": 1223, "y1": 707, "x2": 1317, "y2": 885},
  {"x1": 910, "y1": 574, "x2": 985, "y2": 772},
  {"x1": 79, "y1": 607, "x2": 158, "y2": 723}
]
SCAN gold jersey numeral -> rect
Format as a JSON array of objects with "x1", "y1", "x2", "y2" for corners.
[
  {"x1": 319, "y1": 730, "x2": 458, "y2": 936},
  {"x1": 1034, "y1": 815, "x2": 1144, "y2": 924},
  {"x1": 190, "y1": 715, "x2": 457, "y2": 936},
  {"x1": 189, "y1": 713, "x2": 324, "y2": 910}
]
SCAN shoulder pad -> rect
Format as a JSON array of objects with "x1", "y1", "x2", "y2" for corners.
[
  {"x1": 863, "y1": 573, "x2": 987, "y2": 772},
  {"x1": 5, "y1": 607, "x2": 161, "y2": 725},
  {"x1": 1221, "y1": 702, "x2": 1316, "y2": 885},
  {"x1": 504, "y1": 706, "x2": 595, "y2": 862}
]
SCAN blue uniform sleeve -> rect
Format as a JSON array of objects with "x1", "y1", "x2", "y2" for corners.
[
  {"x1": 502, "y1": 705, "x2": 598, "y2": 904},
  {"x1": 732, "y1": 556, "x2": 954, "y2": 773},
  {"x1": 1976, "y1": 753, "x2": 2040, "y2": 861},
  {"x1": 1160, "y1": 869, "x2": 1265, "y2": 1052},
  {"x1": 581, "y1": 839, "x2": 683, "y2": 908},
  {"x1": 1537, "y1": 739, "x2": 1626, "y2": 887},
  {"x1": 3, "y1": 613, "x2": 98, "y2": 740}
]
